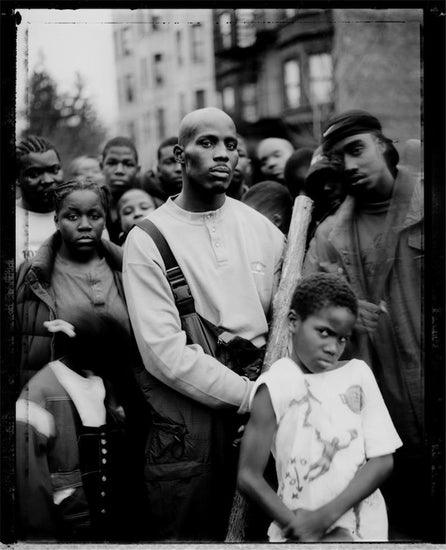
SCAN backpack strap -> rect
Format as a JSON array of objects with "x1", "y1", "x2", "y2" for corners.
[{"x1": 135, "y1": 219, "x2": 195, "y2": 316}]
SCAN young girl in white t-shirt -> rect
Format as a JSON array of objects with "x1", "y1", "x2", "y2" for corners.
[{"x1": 237, "y1": 273, "x2": 402, "y2": 542}]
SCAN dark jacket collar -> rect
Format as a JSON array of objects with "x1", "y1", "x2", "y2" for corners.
[{"x1": 27, "y1": 232, "x2": 123, "y2": 286}]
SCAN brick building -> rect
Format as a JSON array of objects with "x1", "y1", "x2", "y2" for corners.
[
  {"x1": 213, "y1": 8, "x2": 422, "y2": 156},
  {"x1": 112, "y1": 9, "x2": 217, "y2": 170}
]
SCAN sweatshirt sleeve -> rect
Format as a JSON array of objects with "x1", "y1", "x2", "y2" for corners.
[
  {"x1": 16, "y1": 398, "x2": 58, "y2": 540},
  {"x1": 123, "y1": 227, "x2": 253, "y2": 413}
]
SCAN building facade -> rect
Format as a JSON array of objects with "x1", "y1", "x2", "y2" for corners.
[
  {"x1": 112, "y1": 8, "x2": 422, "y2": 169},
  {"x1": 112, "y1": 9, "x2": 218, "y2": 170},
  {"x1": 213, "y1": 8, "x2": 422, "y2": 155}
]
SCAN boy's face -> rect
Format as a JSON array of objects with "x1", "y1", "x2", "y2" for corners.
[
  {"x1": 101, "y1": 145, "x2": 140, "y2": 202},
  {"x1": 157, "y1": 145, "x2": 183, "y2": 195},
  {"x1": 118, "y1": 189, "x2": 156, "y2": 234},
  {"x1": 257, "y1": 138, "x2": 293, "y2": 183},
  {"x1": 289, "y1": 305, "x2": 356, "y2": 374}
]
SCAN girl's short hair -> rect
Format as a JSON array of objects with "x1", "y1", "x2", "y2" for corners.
[
  {"x1": 291, "y1": 273, "x2": 358, "y2": 320},
  {"x1": 53, "y1": 177, "x2": 110, "y2": 214}
]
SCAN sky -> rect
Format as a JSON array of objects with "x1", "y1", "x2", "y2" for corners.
[{"x1": 16, "y1": 9, "x2": 118, "y2": 134}]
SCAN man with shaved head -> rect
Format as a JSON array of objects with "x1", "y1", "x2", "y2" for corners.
[
  {"x1": 123, "y1": 108, "x2": 284, "y2": 541},
  {"x1": 257, "y1": 137, "x2": 294, "y2": 184}
]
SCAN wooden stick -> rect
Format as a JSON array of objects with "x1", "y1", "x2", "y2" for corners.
[{"x1": 225, "y1": 194, "x2": 314, "y2": 542}]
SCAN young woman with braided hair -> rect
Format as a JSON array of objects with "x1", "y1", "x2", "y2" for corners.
[{"x1": 15, "y1": 177, "x2": 149, "y2": 541}]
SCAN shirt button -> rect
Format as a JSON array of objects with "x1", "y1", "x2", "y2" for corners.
[
  {"x1": 102, "y1": 458, "x2": 107, "y2": 465},
  {"x1": 101, "y1": 439, "x2": 106, "y2": 445},
  {"x1": 101, "y1": 491, "x2": 106, "y2": 497},
  {"x1": 215, "y1": 241, "x2": 220, "y2": 247},
  {"x1": 101, "y1": 509, "x2": 106, "y2": 515},
  {"x1": 211, "y1": 227, "x2": 216, "y2": 233},
  {"x1": 102, "y1": 476, "x2": 107, "y2": 482},
  {"x1": 102, "y1": 448, "x2": 107, "y2": 455},
  {"x1": 100, "y1": 432, "x2": 105, "y2": 437}
]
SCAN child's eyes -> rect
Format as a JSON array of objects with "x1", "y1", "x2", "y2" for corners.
[
  {"x1": 226, "y1": 142, "x2": 237, "y2": 151},
  {"x1": 67, "y1": 214, "x2": 78, "y2": 221},
  {"x1": 200, "y1": 140, "x2": 212, "y2": 148}
]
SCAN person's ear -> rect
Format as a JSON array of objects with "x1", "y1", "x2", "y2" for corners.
[
  {"x1": 375, "y1": 137, "x2": 386, "y2": 154},
  {"x1": 174, "y1": 144, "x2": 185, "y2": 165},
  {"x1": 272, "y1": 212, "x2": 282, "y2": 229},
  {"x1": 288, "y1": 309, "x2": 301, "y2": 333}
]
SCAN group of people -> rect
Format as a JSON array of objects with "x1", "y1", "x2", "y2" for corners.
[{"x1": 14, "y1": 106, "x2": 424, "y2": 543}]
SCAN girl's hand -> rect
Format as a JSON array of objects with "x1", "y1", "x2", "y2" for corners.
[
  {"x1": 43, "y1": 320, "x2": 76, "y2": 338},
  {"x1": 284, "y1": 508, "x2": 329, "y2": 541}
]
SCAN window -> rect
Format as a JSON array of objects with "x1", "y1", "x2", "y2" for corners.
[
  {"x1": 140, "y1": 57, "x2": 149, "y2": 90},
  {"x1": 117, "y1": 77, "x2": 123, "y2": 105},
  {"x1": 241, "y1": 83, "x2": 258, "y2": 122},
  {"x1": 222, "y1": 86, "x2": 235, "y2": 112},
  {"x1": 309, "y1": 53, "x2": 333, "y2": 104},
  {"x1": 151, "y1": 9, "x2": 162, "y2": 31},
  {"x1": 190, "y1": 23, "x2": 204, "y2": 63},
  {"x1": 219, "y1": 12, "x2": 232, "y2": 49},
  {"x1": 113, "y1": 29, "x2": 121, "y2": 58},
  {"x1": 284, "y1": 59, "x2": 301, "y2": 108},
  {"x1": 143, "y1": 112, "x2": 151, "y2": 141},
  {"x1": 195, "y1": 89, "x2": 206, "y2": 109},
  {"x1": 153, "y1": 53, "x2": 164, "y2": 86},
  {"x1": 121, "y1": 26, "x2": 133, "y2": 56},
  {"x1": 236, "y1": 9, "x2": 256, "y2": 48},
  {"x1": 176, "y1": 30, "x2": 183, "y2": 66},
  {"x1": 124, "y1": 74, "x2": 136, "y2": 103},
  {"x1": 156, "y1": 108, "x2": 166, "y2": 140},
  {"x1": 127, "y1": 121, "x2": 137, "y2": 144},
  {"x1": 179, "y1": 93, "x2": 187, "y2": 119}
]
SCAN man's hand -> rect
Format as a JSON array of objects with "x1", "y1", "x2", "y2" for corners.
[
  {"x1": 355, "y1": 300, "x2": 387, "y2": 335},
  {"x1": 43, "y1": 319, "x2": 76, "y2": 338},
  {"x1": 284, "y1": 508, "x2": 330, "y2": 541}
]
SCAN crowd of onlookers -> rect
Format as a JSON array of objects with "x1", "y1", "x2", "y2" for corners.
[{"x1": 14, "y1": 107, "x2": 424, "y2": 543}]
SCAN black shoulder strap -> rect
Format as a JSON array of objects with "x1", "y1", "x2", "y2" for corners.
[{"x1": 135, "y1": 219, "x2": 195, "y2": 316}]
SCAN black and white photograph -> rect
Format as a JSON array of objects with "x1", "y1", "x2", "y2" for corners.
[{"x1": 1, "y1": 3, "x2": 444, "y2": 546}]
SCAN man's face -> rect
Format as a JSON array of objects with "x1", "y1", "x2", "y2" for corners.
[
  {"x1": 101, "y1": 146, "x2": 140, "y2": 202},
  {"x1": 157, "y1": 145, "x2": 182, "y2": 196},
  {"x1": 19, "y1": 150, "x2": 64, "y2": 212},
  {"x1": 257, "y1": 139, "x2": 293, "y2": 182},
  {"x1": 177, "y1": 115, "x2": 239, "y2": 196},
  {"x1": 232, "y1": 140, "x2": 251, "y2": 185},
  {"x1": 329, "y1": 133, "x2": 391, "y2": 198}
]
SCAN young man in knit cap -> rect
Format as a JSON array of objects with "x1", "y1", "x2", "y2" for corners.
[
  {"x1": 123, "y1": 107, "x2": 284, "y2": 541},
  {"x1": 303, "y1": 110, "x2": 424, "y2": 541}
]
